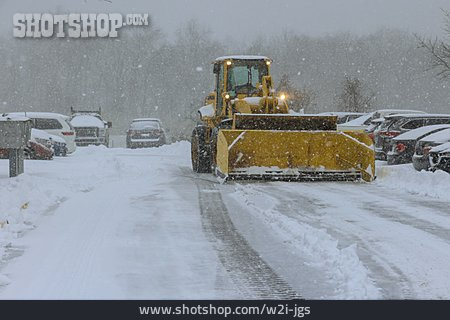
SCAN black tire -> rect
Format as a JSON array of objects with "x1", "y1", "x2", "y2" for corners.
[{"x1": 191, "y1": 126, "x2": 212, "y2": 173}]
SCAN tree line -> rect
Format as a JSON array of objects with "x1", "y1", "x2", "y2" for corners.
[{"x1": 0, "y1": 18, "x2": 449, "y2": 140}]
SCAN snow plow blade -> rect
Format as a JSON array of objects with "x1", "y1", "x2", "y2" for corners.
[{"x1": 216, "y1": 129, "x2": 375, "y2": 182}]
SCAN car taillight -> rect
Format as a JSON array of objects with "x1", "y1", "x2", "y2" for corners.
[
  {"x1": 396, "y1": 143, "x2": 406, "y2": 153},
  {"x1": 379, "y1": 131, "x2": 401, "y2": 138},
  {"x1": 62, "y1": 131, "x2": 74, "y2": 136}
]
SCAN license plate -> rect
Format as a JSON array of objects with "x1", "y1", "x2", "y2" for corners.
[{"x1": 141, "y1": 133, "x2": 150, "y2": 137}]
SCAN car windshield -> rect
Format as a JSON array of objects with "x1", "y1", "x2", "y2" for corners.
[
  {"x1": 378, "y1": 119, "x2": 395, "y2": 131},
  {"x1": 130, "y1": 120, "x2": 160, "y2": 130},
  {"x1": 227, "y1": 61, "x2": 268, "y2": 97}
]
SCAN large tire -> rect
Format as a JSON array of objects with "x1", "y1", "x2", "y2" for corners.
[{"x1": 191, "y1": 126, "x2": 212, "y2": 173}]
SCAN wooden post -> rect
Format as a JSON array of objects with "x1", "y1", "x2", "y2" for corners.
[{"x1": 8, "y1": 148, "x2": 24, "y2": 177}]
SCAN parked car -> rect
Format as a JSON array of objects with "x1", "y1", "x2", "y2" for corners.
[
  {"x1": 338, "y1": 109, "x2": 425, "y2": 132},
  {"x1": 374, "y1": 114, "x2": 450, "y2": 160},
  {"x1": 413, "y1": 128, "x2": 450, "y2": 171},
  {"x1": 429, "y1": 142, "x2": 450, "y2": 173},
  {"x1": 318, "y1": 112, "x2": 366, "y2": 124},
  {"x1": 70, "y1": 107, "x2": 111, "y2": 147},
  {"x1": 386, "y1": 124, "x2": 450, "y2": 165},
  {"x1": 126, "y1": 118, "x2": 166, "y2": 148},
  {"x1": 0, "y1": 124, "x2": 66, "y2": 160},
  {"x1": 31, "y1": 128, "x2": 67, "y2": 157},
  {"x1": 3, "y1": 112, "x2": 76, "y2": 154}
]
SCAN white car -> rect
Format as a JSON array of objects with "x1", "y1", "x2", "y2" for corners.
[
  {"x1": 318, "y1": 112, "x2": 366, "y2": 124},
  {"x1": 4, "y1": 112, "x2": 76, "y2": 154}
]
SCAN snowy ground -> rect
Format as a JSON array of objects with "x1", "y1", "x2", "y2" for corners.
[{"x1": 0, "y1": 142, "x2": 449, "y2": 299}]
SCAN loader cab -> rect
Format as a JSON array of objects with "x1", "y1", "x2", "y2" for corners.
[{"x1": 213, "y1": 56, "x2": 271, "y2": 117}]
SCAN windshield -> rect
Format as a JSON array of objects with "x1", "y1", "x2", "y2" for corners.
[
  {"x1": 227, "y1": 61, "x2": 268, "y2": 97},
  {"x1": 130, "y1": 120, "x2": 160, "y2": 130}
]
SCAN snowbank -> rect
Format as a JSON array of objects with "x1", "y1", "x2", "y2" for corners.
[
  {"x1": 0, "y1": 142, "x2": 191, "y2": 288},
  {"x1": 376, "y1": 162, "x2": 450, "y2": 200}
]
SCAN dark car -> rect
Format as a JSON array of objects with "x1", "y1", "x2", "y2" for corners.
[
  {"x1": 374, "y1": 114, "x2": 450, "y2": 160},
  {"x1": 413, "y1": 128, "x2": 450, "y2": 171},
  {"x1": 429, "y1": 142, "x2": 450, "y2": 173},
  {"x1": 126, "y1": 118, "x2": 167, "y2": 148},
  {"x1": 386, "y1": 124, "x2": 450, "y2": 165}
]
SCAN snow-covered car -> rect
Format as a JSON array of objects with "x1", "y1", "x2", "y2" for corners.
[
  {"x1": 338, "y1": 109, "x2": 426, "y2": 132},
  {"x1": 3, "y1": 112, "x2": 76, "y2": 154},
  {"x1": 413, "y1": 128, "x2": 450, "y2": 171},
  {"x1": 70, "y1": 108, "x2": 111, "y2": 147},
  {"x1": 387, "y1": 124, "x2": 450, "y2": 165},
  {"x1": 318, "y1": 112, "x2": 366, "y2": 124},
  {"x1": 429, "y1": 142, "x2": 450, "y2": 173},
  {"x1": 374, "y1": 114, "x2": 450, "y2": 160},
  {"x1": 126, "y1": 118, "x2": 167, "y2": 148},
  {"x1": 0, "y1": 127, "x2": 65, "y2": 160},
  {"x1": 30, "y1": 128, "x2": 67, "y2": 157}
]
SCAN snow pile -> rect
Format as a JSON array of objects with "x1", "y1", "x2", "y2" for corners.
[
  {"x1": 230, "y1": 184, "x2": 381, "y2": 299},
  {"x1": 0, "y1": 172, "x2": 71, "y2": 271},
  {"x1": 376, "y1": 163, "x2": 450, "y2": 200}
]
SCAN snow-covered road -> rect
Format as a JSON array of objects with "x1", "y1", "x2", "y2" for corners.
[{"x1": 0, "y1": 142, "x2": 449, "y2": 299}]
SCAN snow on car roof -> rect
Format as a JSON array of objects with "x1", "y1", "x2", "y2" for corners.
[
  {"x1": 339, "y1": 113, "x2": 374, "y2": 127},
  {"x1": 70, "y1": 114, "x2": 105, "y2": 128},
  {"x1": 339, "y1": 109, "x2": 426, "y2": 128},
  {"x1": 132, "y1": 118, "x2": 161, "y2": 122},
  {"x1": 5, "y1": 112, "x2": 69, "y2": 120},
  {"x1": 376, "y1": 109, "x2": 425, "y2": 114},
  {"x1": 394, "y1": 124, "x2": 450, "y2": 141},
  {"x1": 385, "y1": 113, "x2": 450, "y2": 119},
  {"x1": 420, "y1": 128, "x2": 450, "y2": 144},
  {"x1": 214, "y1": 55, "x2": 270, "y2": 62},
  {"x1": 0, "y1": 114, "x2": 30, "y2": 121},
  {"x1": 31, "y1": 128, "x2": 66, "y2": 143},
  {"x1": 319, "y1": 112, "x2": 365, "y2": 116},
  {"x1": 430, "y1": 141, "x2": 450, "y2": 153}
]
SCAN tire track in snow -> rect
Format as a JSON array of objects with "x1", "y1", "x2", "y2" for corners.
[
  {"x1": 268, "y1": 186, "x2": 415, "y2": 299},
  {"x1": 188, "y1": 171, "x2": 301, "y2": 299},
  {"x1": 320, "y1": 184, "x2": 450, "y2": 244}
]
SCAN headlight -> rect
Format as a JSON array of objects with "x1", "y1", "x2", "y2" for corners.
[{"x1": 279, "y1": 93, "x2": 286, "y2": 101}]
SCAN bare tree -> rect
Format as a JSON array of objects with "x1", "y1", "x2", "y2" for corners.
[
  {"x1": 276, "y1": 74, "x2": 316, "y2": 113},
  {"x1": 336, "y1": 76, "x2": 374, "y2": 113},
  {"x1": 417, "y1": 9, "x2": 450, "y2": 79}
]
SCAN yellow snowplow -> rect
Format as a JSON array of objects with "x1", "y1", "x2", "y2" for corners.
[{"x1": 191, "y1": 56, "x2": 375, "y2": 182}]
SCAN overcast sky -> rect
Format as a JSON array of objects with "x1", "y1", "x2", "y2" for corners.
[{"x1": 1, "y1": 0, "x2": 449, "y2": 40}]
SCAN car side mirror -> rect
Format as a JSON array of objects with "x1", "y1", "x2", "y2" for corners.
[{"x1": 107, "y1": 121, "x2": 112, "y2": 128}]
